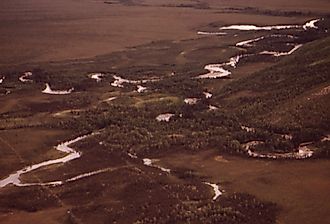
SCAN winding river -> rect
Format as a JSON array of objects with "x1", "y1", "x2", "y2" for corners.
[
  {"x1": 197, "y1": 19, "x2": 321, "y2": 79},
  {"x1": 0, "y1": 133, "x2": 96, "y2": 188}
]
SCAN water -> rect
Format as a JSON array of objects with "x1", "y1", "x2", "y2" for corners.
[
  {"x1": 42, "y1": 83, "x2": 74, "y2": 95},
  {"x1": 0, "y1": 134, "x2": 92, "y2": 188}
]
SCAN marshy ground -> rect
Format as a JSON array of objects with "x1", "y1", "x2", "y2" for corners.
[{"x1": 0, "y1": 1, "x2": 330, "y2": 224}]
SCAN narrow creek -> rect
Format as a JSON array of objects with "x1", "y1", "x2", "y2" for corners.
[
  {"x1": 197, "y1": 19, "x2": 321, "y2": 79},
  {"x1": 0, "y1": 133, "x2": 97, "y2": 188}
]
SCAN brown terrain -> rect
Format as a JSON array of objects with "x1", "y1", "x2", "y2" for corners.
[{"x1": 0, "y1": 0, "x2": 329, "y2": 224}]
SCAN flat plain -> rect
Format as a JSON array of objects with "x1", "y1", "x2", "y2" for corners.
[{"x1": 0, "y1": 1, "x2": 329, "y2": 224}]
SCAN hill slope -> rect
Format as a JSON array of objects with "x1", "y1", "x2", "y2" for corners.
[{"x1": 216, "y1": 36, "x2": 330, "y2": 155}]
